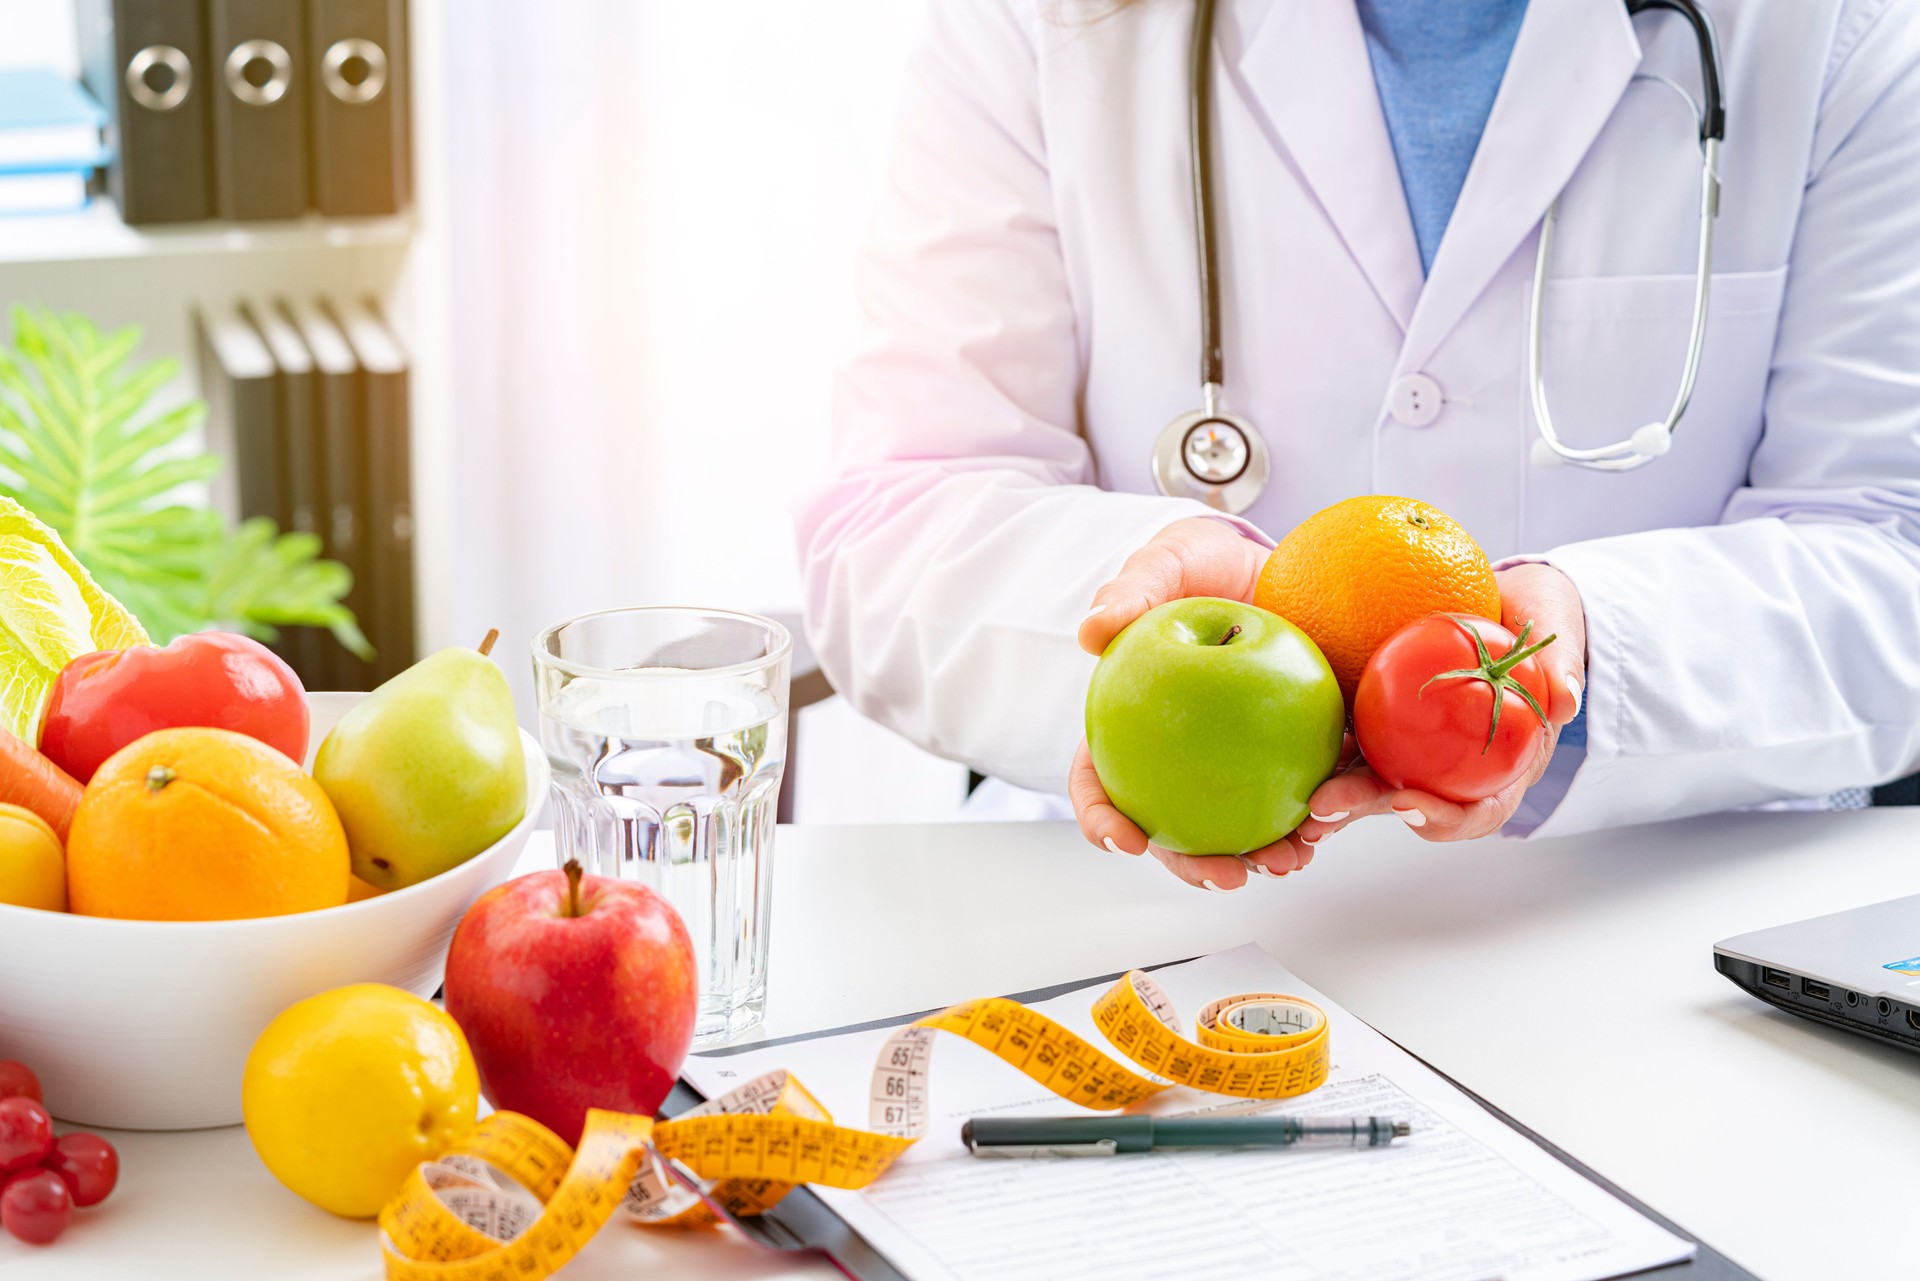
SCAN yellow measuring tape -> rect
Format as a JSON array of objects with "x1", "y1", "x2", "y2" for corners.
[{"x1": 379, "y1": 970, "x2": 1330, "y2": 1280}]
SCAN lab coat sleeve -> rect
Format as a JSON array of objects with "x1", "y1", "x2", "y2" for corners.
[
  {"x1": 795, "y1": 0, "x2": 1260, "y2": 793},
  {"x1": 1522, "y1": 11, "x2": 1920, "y2": 838}
]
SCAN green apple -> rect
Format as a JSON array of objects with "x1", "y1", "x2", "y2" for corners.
[
  {"x1": 314, "y1": 646, "x2": 528, "y2": 890},
  {"x1": 1085, "y1": 597, "x2": 1343, "y2": 856}
]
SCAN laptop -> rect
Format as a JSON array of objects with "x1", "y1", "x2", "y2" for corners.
[{"x1": 1714, "y1": 892, "x2": 1920, "y2": 1052}]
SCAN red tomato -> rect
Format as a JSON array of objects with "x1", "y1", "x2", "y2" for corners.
[
  {"x1": 1352, "y1": 614, "x2": 1556, "y2": 804},
  {"x1": 38, "y1": 632, "x2": 308, "y2": 783}
]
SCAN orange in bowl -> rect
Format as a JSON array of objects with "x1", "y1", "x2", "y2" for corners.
[
  {"x1": 67, "y1": 727, "x2": 349, "y2": 922},
  {"x1": 1254, "y1": 495, "x2": 1501, "y2": 702}
]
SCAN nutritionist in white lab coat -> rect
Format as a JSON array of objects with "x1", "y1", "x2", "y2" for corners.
[{"x1": 795, "y1": 0, "x2": 1920, "y2": 891}]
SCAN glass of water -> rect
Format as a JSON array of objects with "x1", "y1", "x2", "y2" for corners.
[{"x1": 533, "y1": 607, "x2": 791, "y2": 1046}]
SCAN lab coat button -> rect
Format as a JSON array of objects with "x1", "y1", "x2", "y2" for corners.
[{"x1": 1387, "y1": 374, "x2": 1443, "y2": 427}]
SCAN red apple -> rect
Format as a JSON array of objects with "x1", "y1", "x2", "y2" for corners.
[{"x1": 443, "y1": 860, "x2": 698, "y2": 1144}]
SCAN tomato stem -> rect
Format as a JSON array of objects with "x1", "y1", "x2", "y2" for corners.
[
  {"x1": 1419, "y1": 617, "x2": 1558, "y2": 752},
  {"x1": 1487, "y1": 621, "x2": 1557, "y2": 680}
]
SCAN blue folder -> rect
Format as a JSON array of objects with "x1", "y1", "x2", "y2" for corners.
[{"x1": 0, "y1": 68, "x2": 108, "y2": 174}]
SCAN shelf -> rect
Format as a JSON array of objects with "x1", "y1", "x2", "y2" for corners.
[{"x1": 0, "y1": 201, "x2": 415, "y2": 266}]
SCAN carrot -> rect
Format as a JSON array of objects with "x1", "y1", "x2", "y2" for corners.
[{"x1": 0, "y1": 725, "x2": 82, "y2": 843}]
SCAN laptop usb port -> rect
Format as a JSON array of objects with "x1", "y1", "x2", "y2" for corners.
[
  {"x1": 1762, "y1": 968, "x2": 1792, "y2": 990},
  {"x1": 1802, "y1": 979, "x2": 1831, "y2": 1001}
]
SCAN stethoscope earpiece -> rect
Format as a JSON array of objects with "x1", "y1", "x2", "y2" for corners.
[
  {"x1": 1530, "y1": 436, "x2": 1568, "y2": 469},
  {"x1": 1629, "y1": 421, "x2": 1673, "y2": 458}
]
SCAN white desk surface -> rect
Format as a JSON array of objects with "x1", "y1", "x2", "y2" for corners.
[{"x1": 8, "y1": 811, "x2": 1917, "y2": 1281}]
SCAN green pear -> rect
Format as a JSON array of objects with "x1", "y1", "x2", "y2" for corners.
[{"x1": 314, "y1": 638, "x2": 528, "y2": 891}]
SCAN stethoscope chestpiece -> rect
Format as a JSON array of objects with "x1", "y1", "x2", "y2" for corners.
[{"x1": 1151, "y1": 400, "x2": 1269, "y2": 515}]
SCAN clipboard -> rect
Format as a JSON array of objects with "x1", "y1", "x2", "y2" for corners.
[{"x1": 664, "y1": 962, "x2": 1757, "y2": 1281}]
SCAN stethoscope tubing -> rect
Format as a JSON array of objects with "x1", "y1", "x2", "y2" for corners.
[
  {"x1": 1529, "y1": 134, "x2": 1720, "y2": 471},
  {"x1": 1189, "y1": 0, "x2": 1224, "y2": 396},
  {"x1": 1156, "y1": 0, "x2": 1728, "y2": 502}
]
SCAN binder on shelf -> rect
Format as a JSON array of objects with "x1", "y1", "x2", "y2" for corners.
[
  {"x1": 207, "y1": 0, "x2": 308, "y2": 220},
  {"x1": 192, "y1": 300, "x2": 278, "y2": 531},
  {"x1": 244, "y1": 298, "x2": 327, "y2": 687},
  {"x1": 282, "y1": 297, "x2": 371, "y2": 692},
  {"x1": 330, "y1": 298, "x2": 414, "y2": 686},
  {"x1": 76, "y1": 0, "x2": 214, "y2": 224},
  {"x1": 306, "y1": 0, "x2": 409, "y2": 216}
]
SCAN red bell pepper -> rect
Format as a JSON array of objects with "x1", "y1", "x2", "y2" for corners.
[{"x1": 39, "y1": 632, "x2": 308, "y2": 783}]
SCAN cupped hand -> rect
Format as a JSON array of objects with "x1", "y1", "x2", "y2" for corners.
[
  {"x1": 1075, "y1": 517, "x2": 1267, "y2": 655},
  {"x1": 1069, "y1": 518, "x2": 1307, "y2": 891},
  {"x1": 1070, "y1": 741, "x2": 1315, "y2": 891},
  {"x1": 1293, "y1": 561, "x2": 1587, "y2": 845}
]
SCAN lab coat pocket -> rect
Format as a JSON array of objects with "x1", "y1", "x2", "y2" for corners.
[{"x1": 1521, "y1": 266, "x2": 1788, "y2": 550}]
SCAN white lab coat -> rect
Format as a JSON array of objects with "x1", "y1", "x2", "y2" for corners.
[{"x1": 796, "y1": 0, "x2": 1920, "y2": 838}]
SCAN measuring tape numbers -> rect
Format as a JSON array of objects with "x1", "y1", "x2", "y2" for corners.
[{"x1": 379, "y1": 971, "x2": 1330, "y2": 1279}]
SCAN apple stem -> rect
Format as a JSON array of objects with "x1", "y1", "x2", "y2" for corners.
[
  {"x1": 563, "y1": 858, "x2": 583, "y2": 918},
  {"x1": 1218, "y1": 625, "x2": 1242, "y2": 646},
  {"x1": 478, "y1": 628, "x2": 500, "y2": 658}
]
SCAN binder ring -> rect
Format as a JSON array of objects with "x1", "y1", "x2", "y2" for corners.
[
  {"x1": 322, "y1": 39, "x2": 388, "y2": 105},
  {"x1": 224, "y1": 39, "x2": 292, "y2": 107},
  {"x1": 126, "y1": 45, "x2": 192, "y2": 113}
]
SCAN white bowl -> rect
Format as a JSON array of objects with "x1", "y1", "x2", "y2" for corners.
[{"x1": 0, "y1": 692, "x2": 550, "y2": 1130}]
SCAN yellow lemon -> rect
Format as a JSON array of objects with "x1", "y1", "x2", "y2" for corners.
[
  {"x1": 243, "y1": 984, "x2": 479, "y2": 1218},
  {"x1": 0, "y1": 803, "x2": 65, "y2": 912}
]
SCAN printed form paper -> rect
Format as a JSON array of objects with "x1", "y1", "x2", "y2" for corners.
[{"x1": 682, "y1": 944, "x2": 1694, "y2": 1281}]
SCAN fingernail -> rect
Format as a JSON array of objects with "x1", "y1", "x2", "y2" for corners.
[
  {"x1": 1083, "y1": 603, "x2": 1108, "y2": 622},
  {"x1": 1201, "y1": 878, "x2": 1233, "y2": 893},
  {"x1": 1565, "y1": 674, "x2": 1584, "y2": 717},
  {"x1": 1299, "y1": 832, "x2": 1322, "y2": 845},
  {"x1": 1394, "y1": 807, "x2": 1427, "y2": 828},
  {"x1": 1103, "y1": 836, "x2": 1140, "y2": 857},
  {"x1": 1243, "y1": 860, "x2": 1285, "y2": 880},
  {"x1": 1309, "y1": 810, "x2": 1348, "y2": 823}
]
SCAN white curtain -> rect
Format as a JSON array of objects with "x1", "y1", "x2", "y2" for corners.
[{"x1": 424, "y1": 1, "x2": 922, "y2": 721}]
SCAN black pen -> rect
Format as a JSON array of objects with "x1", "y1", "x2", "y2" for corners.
[{"x1": 961, "y1": 1113, "x2": 1412, "y2": 1157}]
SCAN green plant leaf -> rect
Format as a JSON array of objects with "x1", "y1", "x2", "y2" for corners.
[
  {"x1": 200, "y1": 517, "x2": 374, "y2": 660},
  {"x1": 0, "y1": 308, "x2": 365, "y2": 652}
]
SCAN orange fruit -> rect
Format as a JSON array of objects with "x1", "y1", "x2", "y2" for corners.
[
  {"x1": 68, "y1": 727, "x2": 349, "y2": 921},
  {"x1": 1253, "y1": 495, "x2": 1501, "y2": 702}
]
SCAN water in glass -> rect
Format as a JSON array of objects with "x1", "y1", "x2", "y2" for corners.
[{"x1": 542, "y1": 673, "x2": 785, "y2": 1046}]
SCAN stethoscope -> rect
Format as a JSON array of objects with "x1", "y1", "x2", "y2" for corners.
[{"x1": 1152, "y1": 0, "x2": 1728, "y2": 514}]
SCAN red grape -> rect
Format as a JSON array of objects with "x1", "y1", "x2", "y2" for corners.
[
  {"x1": 44, "y1": 1133, "x2": 117, "y2": 1207},
  {"x1": 0, "y1": 1097, "x2": 52, "y2": 1171},
  {"x1": 0, "y1": 1061, "x2": 39, "y2": 1104},
  {"x1": 1, "y1": 1168, "x2": 71, "y2": 1244}
]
